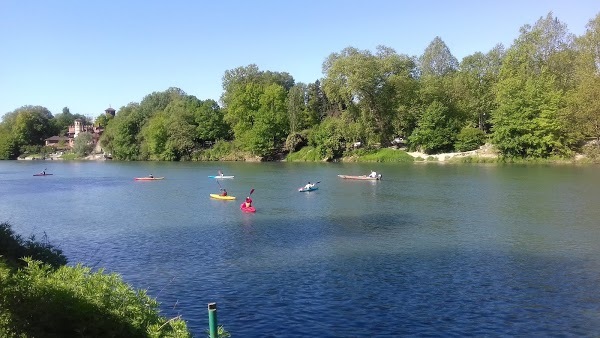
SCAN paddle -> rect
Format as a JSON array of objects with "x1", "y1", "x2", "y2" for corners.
[{"x1": 249, "y1": 188, "x2": 255, "y2": 196}]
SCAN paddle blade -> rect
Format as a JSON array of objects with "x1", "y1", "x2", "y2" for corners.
[
  {"x1": 249, "y1": 188, "x2": 255, "y2": 196},
  {"x1": 315, "y1": 181, "x2": 321, "y2": 184}
]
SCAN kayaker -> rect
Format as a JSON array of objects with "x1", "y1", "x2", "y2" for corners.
[
  {"x1": 245, "y1": 196, "x2": 252, "y2": 208},
  {"x1": 368, "y1": 170, "x2": 377, "y2": 178},
  {"x1": 149, "y1": 174, "x2": 154, "y2": 178},
  {"x1": 220, "y1": 189, "x2": 228, "y2": 196},
  {"x1": 304, "y1": 182, "x2": 313, "y2": 190}
]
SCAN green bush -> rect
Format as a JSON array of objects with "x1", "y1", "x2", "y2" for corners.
[
  {"x1": 454, "y1": 127, "x2": 485, "y2": 152},
  {"x1": 0, "y1": 259, "x2": 190, "y2": 338},
  {"x1": 194, "y1": 140, "x2": 247, "y2": 161},
  {"x1": 284, "y1": 132, "x2": 307, "y2": 152},
  {"x1": 285, "y1": 146, "x2": 324, "y2": 162}
]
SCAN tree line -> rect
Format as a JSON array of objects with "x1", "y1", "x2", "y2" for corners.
[{"x1": 1, "y1": 12, "x2": 599, "y2": 161}]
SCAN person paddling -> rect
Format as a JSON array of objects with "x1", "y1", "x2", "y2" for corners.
[
  {"x1": 220, "y1": 188, "x2": 228, "y2": 196},
  {"x1": 244, "y1": 196, "x2": 252, "y2": 208},
  {"x1": 304, "y1": 181, "x2": 314, "y2": 190}
]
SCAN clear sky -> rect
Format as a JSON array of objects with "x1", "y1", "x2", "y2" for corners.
[{"x1": 1, "y1": 0, "x2": 599, "y2": 119}]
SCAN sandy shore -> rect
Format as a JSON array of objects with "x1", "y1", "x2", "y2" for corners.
[{"x1": 407, "y1": 145, "x2": 498, "y2": 162}]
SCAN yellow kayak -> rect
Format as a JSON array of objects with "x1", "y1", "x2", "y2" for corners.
[{"x1": 210, "y1": 194, "x2": 236, "y2": 200}]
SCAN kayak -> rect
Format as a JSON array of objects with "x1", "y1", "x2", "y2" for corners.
[
  {"x1": 210, "y1": 194, "x2": 236, "y2": 200},
  {"x1": 208, "y1": 175, "x2": 234, "y2": 179},
  {"x1": 337, "y1": 174, "x2": 382, "y2": 180},
  {"x1": 240, "y1": 203, "x2": 256, "y2": 213},
  {"x1": 33, "y1": 173, "x2": 53, "y2": 176},
  {"x1": 298, "y1": 186, "x2": 318, "y2": 192},
  {"x1": 134, "y1": 177, "x2": 165, "y2": 180}
]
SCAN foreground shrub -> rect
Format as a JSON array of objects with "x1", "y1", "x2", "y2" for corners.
[{"x1": 0, "y1": 259, "x2": 190, "y2": 337}]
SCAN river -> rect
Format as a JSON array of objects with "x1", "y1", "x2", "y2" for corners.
[{"x1": 1, "y1": 160, "x2": 600, "y2": 336}]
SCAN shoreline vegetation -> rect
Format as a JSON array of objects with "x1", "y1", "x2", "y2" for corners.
[{"x1": 17, "y1": 142, "x2": 599, "y2": 164}]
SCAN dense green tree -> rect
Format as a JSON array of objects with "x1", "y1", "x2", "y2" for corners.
[
  {"x1": 52, "y1": 109, "x2": 75, "y2": 135},
  {"x1": 287, "y1": 83, "x2": 307, "y2": 133},
  {"x1": 94, "y1": 113, "x2": 113, "y2": 128},
  {"x1": 322, "y1": 45, "x2": 417, "y2": 145},
  {"x1": 0, "y1": 125, "x2": 18, "y2": 159},
  {"x1": 100, "y1": 103, "x2": 141, "y2": 160},
  {"x1": 248, "y1": 84, "x2": 289, "y2": 156},
  {"x1": 72, "y1": 132, "x2": 94, "y2": 157},
  {"x1": 413, "y1": 38, "x2": 464, "y2": 152},
  {"x1": 455, "y1": 126, "x2": 486, "y2": 152},
  {"x1": 140, "y1": 113, "x2": 168, "y2": 160},
  {"x1": 419, "y1": 36, "x2": 459, "y2": 77},
  {"x1": 492, "y1": 13, "x2": 575, "y2": 157},
  {"x1": 305, "y1": 80, "x2": 328, "y2": 126},
  {"x1": 408, "y1": 101, "x2": 459, "y2": 154},
  {"x1": 101, "y1": 88, "x2": 189, "y2": 160},
  {"x1": 455, "y1": 45, "x2": 505, "y2": 132},
  {"x1": 2, "y1": 106, "x2": 54, "y2": 152},
  {"x1": 308, "y1": 117, "x2": 348, "y2": 160},
  {"x1": 165, "y1": 114, "x2": 196, "y2": 160},
  {"x1": 194, "y1": 99, "x2": 230, "y2": 142},
  {"x1": 222, "y1": 65, "x2": 294, "y2": 156},
  {"x1": 569, "y1": 13, "x2": 600, "y2": 142}
]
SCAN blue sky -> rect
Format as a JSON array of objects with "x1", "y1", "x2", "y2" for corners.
[{"x1": 1, "y1": 0, "x2": 599, "y2": 120}]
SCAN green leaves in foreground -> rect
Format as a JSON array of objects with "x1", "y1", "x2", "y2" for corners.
[{"x1": 0, "y1": 259, "x2": 190, "y2": 338}]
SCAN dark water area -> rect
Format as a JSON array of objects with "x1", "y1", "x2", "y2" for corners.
[{"x1": 1, "y1": 161, "x2": 600, "y2": 336}]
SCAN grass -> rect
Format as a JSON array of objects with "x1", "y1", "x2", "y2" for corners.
[
  {"x1": 59, "y1": 153, "x2": 79, "y2": 160},
  {"x1": 285, "y1": 146, "x2": 324, "y2": 162},
  {"x1": 343, "y1": 148, "x2": 415, "y2": 163}
]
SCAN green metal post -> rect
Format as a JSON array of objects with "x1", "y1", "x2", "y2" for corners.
[{"x1": 208, "y1": 302, "x2": 218, "y2": 338}]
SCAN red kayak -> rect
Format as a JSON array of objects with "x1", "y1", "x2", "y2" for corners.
[{"x1": 240, "y1": 203, "x2": 256, "y2": 213}]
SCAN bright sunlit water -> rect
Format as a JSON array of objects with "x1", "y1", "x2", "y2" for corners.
[{"x1": 1, "y1": 160, "x2": 600, "y2": 336}]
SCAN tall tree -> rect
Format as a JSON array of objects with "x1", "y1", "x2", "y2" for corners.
[
  {"x1": 305, "y1": 80, "x2": 328, "y2": 126},
  {"x1": 72, "y1": 132, "x2": 94, "y2": 157},
  {"x1": 221, "y1": 65, "x2": 295, "y2": 156},
  {"x1": 455, "y1": 45, "x2": 505, "y2": 132},
  {"x1": 286, "y1": 83, "x2": 307, "y2": 133},
  {"x1": 3, "y1": 106, "x2": 54, "y2": 150},
  {"x1": 492, "y1": 13, "x2": 576, "y2": 157},
  {"x1": 419, "y1": 36, "x2": 459, "y2": 77},
  {"x1": 322, "y1": 45, "x2": 417, "y2": 145},
  {"x1": 194, "y1": 99, "x2": 230, "y2": 142},
  {"x1": 569, "y1": 13, "x2": 600, "y2": 142}
]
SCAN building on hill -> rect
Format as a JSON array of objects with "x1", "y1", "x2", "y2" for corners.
[{"x1": 45, "y1": 107, "x2": 115, "y2": 154}]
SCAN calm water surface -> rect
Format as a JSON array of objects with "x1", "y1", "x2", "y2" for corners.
[{"x1": 1, "y1": 161, "x2": 600, "y2": 336}]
